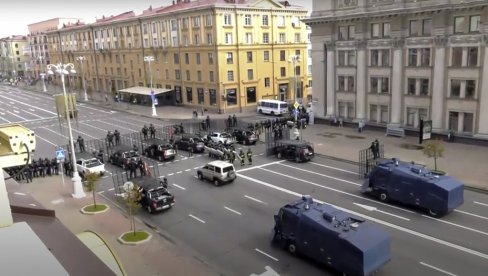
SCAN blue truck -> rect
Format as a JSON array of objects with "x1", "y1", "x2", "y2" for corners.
[
  {"x1": 362, "y1": 158, "x2": 464, "y2": 217},
  {"x1": 272, "y1": 196, "x2": 391, "y2": 276}
]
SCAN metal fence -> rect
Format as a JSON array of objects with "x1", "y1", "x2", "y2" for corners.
[
  {"x1": 264, "y1": 127, "x2": 291, "y2": 156},
  {"x1": 358, "y1": 144, "x2": 384, "y2": 178}
]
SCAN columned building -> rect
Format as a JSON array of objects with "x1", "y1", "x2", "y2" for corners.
[{"x1": 304, "y1": 0, "x2": 488, "y2": 138}]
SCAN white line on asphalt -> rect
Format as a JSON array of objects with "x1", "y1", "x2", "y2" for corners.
[
  {"x1": 42, "y1": 127, "x2": 68, "y2": 139},
  {"x1": 78, "y1": 104, "x2": 113, "y2": 114},
  {"x1": 7, "y1": 111, "x2": 28, "y2": 121},
  {"x1": 108, "y1": 118, "x2": 142, "y2": 128},
  {"x1": 422, "y1": 215, "x2": 488, "y2": 237},
  {"x1": 29, "y1": 108, "x2": 35, "y2": 112},
  {"x1": 18, "y1": 108, "x2": 45, "y2": 119},
  {"x1": 244, "y1": 195, "x2": 266, "y2": 204},
  {"x1": 0, "y1": 116, "x2": 11, "y2": 123},
  {"x1": 13, "y1": 109, "x2": 19, "y2": 113},
  {"x1": 173, "y1": 184, "x2": 186, "y2": 190},
  {"x1": 419, "y1": 262, "x2": 458, "y2": 276},
  {"x1": 35, "y1": 132, "x2": 58, "y2": 147},
  {"x1": 66, "y1": 127, "x2": 98, "y2": 139},
  {"x1": 184, "y1": 169, "x2": 191, "y2": 172},
  {"x1": 97, "y1": 120, "x2": 137, "y2": 132},
  {"x1": 0, "y1": 94, "x2": 57, "y2": 115},
  {"x1": 14, "y1": 192, "x2": 26, "y2": 196},
  {"x1": 79, "y1": 122, "x2": 109, "y2": 133},
  {"x1": 167, "y1": 173, "x2": 174, "y2": 176},
  {"x1": 108, "y1": 188, "x2": 115, "y2": 191},
  {"x1": 354, "y1": 203, "x2": 410, "y2": 221},
  {"x1": 236, "y1": 160, "x2": 286, "y2": 173},
  {"x1": 189, "y1": 214, "x2": 206, "y2": 224},
  {"x1": 309, "y1": 162, "x2": 359, "y2": 175},
  {"x1": 224, "y1": 206, "x2": 242, "y2": 216},
  {"x1": 260, "y1": 167, "x2": 415, "y2": 214},
  {"x1": 194, "y1": 167, "x2": 200, "y2": 169},
  {"x1": 454, "y1": 209, "x2": 488, "y2": 221},
  {"x1": 255, "y1": 248, "x2": 279, "y2": 262},
  {"x1": 98, "y1": 191, "x2": 105, "y2": 194},
  {"x1": 280, "y1": 163, "x2": 361, "y2": 186},
  {"x1": 237, "y1": 173, "x2": 488, "y2": 261},
  {"x1": 176, "y1": 171, "x2": 182, "y2": 174},
  {"x1": 474, "y1": 201, "x2": 488, "y2": 207}
]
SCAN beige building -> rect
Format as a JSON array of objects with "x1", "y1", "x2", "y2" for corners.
[
  {"x1": 45, "y1": 0, "x2": 310, "y2": 112},
  {"x1": 305, "y1": 0, "x2": 488, "y2": 138},
  {"x1": 0, "y1": 35, "x2": 30, "y2": 78}
]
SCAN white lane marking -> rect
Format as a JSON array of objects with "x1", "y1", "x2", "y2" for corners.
[
  {"x1": 7, "y1": 111, "x2": 29, "y2": 121},
  {"x1": 78, "y1": 104, "x2": 113, "y2": 114},
  {"x1": 173, "y1": 184, "x2": 186, "y2": 190},
  {"x1": 184, "y1": 169, "x2": 191, "y2": 172},
  {"x1": 42, "y1": 127, "x2": 68, "y2": 139},
  {"x1": 35, "y1": 132, "x2": 58, "y2": 147},
  {"x1": 474, "y1": 201, "x2": 488, "y2": 207},
  {"x1": 453, "y1": 209, "x2": 488, "y2": 221},
  {"x1": 224, "y1": 206, "x2": 242, "y2": 215},
  {"x1": 244, "y1": 195, "x2": 266, "y2": 204},
  {"x1": 255, "y1": 248, "x2": 279, "y2": 262},
  {"x1": 108, "y1": 188, "x2": 115, "y2": 191},
  {"x1": 260, "y1": 167, "x2": 415, "y2": 214},
  {"x1": 51, "y1": 198, "x2": 64, "y2": 204},
  {"x1": 14, "y1": 192, "x2": 26, "y2": 196},
  {"x1": 280, "y1": 163, "x2": 361, "y2": 186},
  {"x1": 354, "y1": 203, "x2": 410, "y2": 221},
  {"x1": 29, "y1": 203, "x2": 37, "y2": 207},
  {"x1": 109, "y1": 118, "x2": 142, "y2": 128},
  {"x1": 176, "y1": 171, "x2": 182, "y2": 174},
  {"x1": 98, "y1": 191, "x2": 105, "y2": 194},
  {"x1": 309, "y1": 162, "x2": 359, "y2": 175},
  {"x1": 422, "y1": 215, "x2": 488, "y2": 237},
  {"x1": 0, "y1": 116, "x2": 11, "y2": 123},
  {"x1": 29, "y1": 108, "x2": 35, "y2": 112},
  {"x1": 66, "y1": 127, "x2": 98, "y2": 139},
  {"x1": 96, "y1": 120, "x2": 137, "y2": 132},
  {"x1": 13, "y1": 109, "x2": 19, "y2": 113},
  {"x1": 79, "y1": 122, "x2": 110, "y2": 133},
  {"x1": 236, "y1": 160, "x2": 286, "y2": 173},
  {"x1": 0, "y1": 94, "x2": 57, "y2": 115},
  {"x1": 189, "y1": 214, "x2": 206, "y2": 224},
  {"x1": 237, "y1": 173, "x2": 488, "y2": 261},
  {"x1": 419, "y1": 262, "x2": 458, "y2": 276},
  {"x1": 194, "y1": 167, "x2": 200, "y2": 169},
  {"x1": 167, "y1": 173, "x2": 174, "y2": 176},
  {"x1": 17, "y1": 108, "x2": 45, "y2": 119}
]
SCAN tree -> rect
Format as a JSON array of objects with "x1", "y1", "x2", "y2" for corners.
[
  {"x1": 422, "y1": 139, "x2": 444, "y2": 171},
  {"x1": 85, "y1": 172, "x2": 101, "y2": 207},
  {"x1": 124, "y1": 184, "x2": 142, "y2": 236}
]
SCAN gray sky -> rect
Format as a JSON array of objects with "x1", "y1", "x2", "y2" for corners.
[{"x1": 0, "y1": 0, "x2": 312, "y2": 38}]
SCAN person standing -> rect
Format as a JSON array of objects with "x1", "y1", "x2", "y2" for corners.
[
  {"x1": 373, "y1": 139, "x2": 380, "y2": 159},
  {"x1": 369, "y1": 142, "x2": 376, "y2": 159},
  {"x1": 206, "y1": 115, "x2": 210, "y2": 130},
  {"x1": 107, "y1": 131, "x2": 114, "y2": 148},
  {"x1": 188, "y1": 146, "x2": 193, "y2": 157},
  {"x1": 232, "y1": 114, "x2": 237, "y2": 127},
  {"x1": 149, "y1": 124, "x2": 156, "y2": 139},
  {"x1": 142, "y1": 125, "x2": 148, "y2": 140},
  {"x1": 339, "y1": 117, "x2": 343, "y2": 128},
  {"x1": 229, "y1": 150, "x2": 235, "y2": 164},
  {"x1": 114, "y1": 130, "x2": 121, "y2": 145},
  {"x1": 246, "y1": 148, "x2": 253, "y2": 165},
  {"x1": 138, "y1": 159, "x2": 145, "y2": 176},
  {"x1": 239, "y1": 149, "x2": 245, "y2": 166},
  {"x1": 228, "y1": 115, "x2": 232, "y2": 129},
  {"x1": 77, "y1": 136, "x2": 85, "y2": 152}
]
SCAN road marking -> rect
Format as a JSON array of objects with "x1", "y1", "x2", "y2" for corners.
[
  {"x1": 0, "y1": 94, "x2": 57, "y2": 115},
  {"x1": 7, "y1": 111, "x2": 29, "y2": 121},
  {"x1": 236, "y1": 160, "x2": 286, "y2": 173},
  {"x1": 109, "y1": 118, "x2": 142, "y2": 128},
  {"x1": 0, "y1": 116, "x2": 11, "y2": 123},
  {"x1": 354, "y1": 203, "x2": 410, "y2": 221},
  {"x1": 29, "y1": 108, "x2": 35, "y2": 112},
  {"x1": 29, "y1": 203, "x2": 36, "y2": 207},
  {"x1": 245, "y1": 195, "x2": 266, "y2": 204},
  {"x1": 35, "y1": 132, "x2": 58, "y2": 147},
  {"x1": 173, "y1": 184, "x2": 186, "y2": 190},
  {"x1": 260, "y1": 167, "x2": 415, "y2": 214},
  {"x1": 474, "y1": 201, "x2": 488, "y2": 207},
  {"x1": 189, "y1": 214, "x2": 206, "y2": 224},
  {"x1": 454, "y1": 209, "x2": 488, "y2": 221},
  {"x1": 176, "y1": 171, "x2": 182, "y2": 174},
  {"x1": 65, "y1": 127, "x2": 98, "y2": 139},
  {"x1": 309, "y1": 162, "x2": 359, "y2": 175},
  {"x1": 98, "y1": 191, "x2": 105, "y2": 194},
  {"x1": 79, "y1": 122, "x2": 110, "y2": 133},
  {"x1": 224, "y1": 206, "x2": 242, "y2": 215},
  {"x1": 78, "y1": 104, "x2": 113, "y2": 114},
  {"x1": 18, "y1": 108, "x2": 45, "y2": 119},
  {"x1": 42, "y1": 127, "x2": 68, "y2": 139},
  {"x1": 280, "y1": 163, "x2": 361, "y2": 186},
  {"x1": 193, "y1": 167, "x2": 200, "y2": 169},
  {"x1": 167, "y1": 173, "x2": 174, "y2": 176},
  {"x1": 255, "y1": 248, "x2": 279, "y2": 262},
  {"x1": 184, "y1": 169, "x2": 191, "y2": 172},
  {"x1": 14, "y1": 192, "x2": 26, "y2": 196},
  {"x1": 419, "y1": 262, "x2": 457, "y2": 276},
  {"x1": 51, "y1": 198, "x2": 64, "y2": 204},
  {"x1": 96, "y1": 120, "x2": 137, "y2": 132},
  {"x1": 422, "y1": 215, "x2": 488, "y2": 237},
  {"x1": 237, "y1": 172, "x2": 488, "y2": 261},
  {"x1": 13, "y1": 109, "x2": 19, "y2": 113},
  {"x1": 108, "y1": 188, "x2": 115, "y2": 191}
]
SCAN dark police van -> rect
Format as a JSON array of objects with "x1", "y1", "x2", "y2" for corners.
[
  {"x1": 362, "y1": 158, "x2": 464, "y2": 217},
  {"x1": 272, "y1": 196, "x2": 391, "y2": 276},
  {"x1": 273, "y1": 140, "x2": 314, "y2": 162}
]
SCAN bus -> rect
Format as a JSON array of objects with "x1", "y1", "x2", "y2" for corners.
[{"x1": 256, "y1": 100, "x2": 288, "y2": 116}]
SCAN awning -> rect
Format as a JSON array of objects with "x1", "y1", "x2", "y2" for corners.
[{"x1": 118, "y1": 86, "x2": 172, "y2": 96}]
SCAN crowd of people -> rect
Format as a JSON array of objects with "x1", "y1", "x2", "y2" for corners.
[{"x1": 6, "y1": 157, "x2": 60, "y2": 183}]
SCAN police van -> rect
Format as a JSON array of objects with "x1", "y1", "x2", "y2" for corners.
[{"x1": 256, "y1": 99, "x2": 288, "y2": 116}]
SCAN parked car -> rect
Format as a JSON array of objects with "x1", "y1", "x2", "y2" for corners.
[
  {"x1": 76, "y1": 158, "x2": 105, "y2": 177},
  {"x1": 175, "y1": 134, "x2": 205, "y2": 153},
  {"x1": 109, "y1": 149, "x2": 141, "y2": 169},
  {"x1": 139, "y1": 182, "x2": 175, "y2": 214},
  {"x1": 232, "y1": 129, "x2": 258, "y2": 145},
  {"x1": 144, "y1": 143, "x2": 176, "y2": 161},
  {"x1": 207, "y1": 132, "x2": 234, "y2": 145},
  {"x1": 197, "y1": 160, "x2": 236, "y2": 186},
  {"x1": 273, "y1": 140, "x2": 314, "y2": 162}
]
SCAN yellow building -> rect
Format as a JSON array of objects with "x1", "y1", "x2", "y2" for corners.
[
  {"x1": 0, "y1": 35, "x2": 30, "y2": 78},
  {"x1": 46, "y1": 0, "x2": 309, "y2": 112}
]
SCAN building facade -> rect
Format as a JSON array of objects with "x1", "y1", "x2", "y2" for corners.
[
  {"x1": 305, "y1": 0, "x2": 488, "y2": 138},
  {"x1": 45, "y1": 0, "x2": 309, "y2": 112},
  {"x1": 0, "y1": 35, "x2": 30, "y2": 78}
]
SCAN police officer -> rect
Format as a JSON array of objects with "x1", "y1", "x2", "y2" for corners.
[
  {"x1": 138, "y1": 159, "x2": 145, "y2": 176},
  {"x1": 132, "y1": 144, "x2": 138, "y2": 152},
  {"x1": 142, "y1": 125, "x2": 149, "y2": 140},
  {"x1": 149, "y1": 123, "x2": 156, "y2": 139},
  {"x1": 77, "y1": 136, "x2": 85, "y2": 152},
  {"x1": 25, "y1": 165, "x2": 33, "y2": 183},
  {"x1": 38, "y1": 158, "x2": 45, "y2": 177},
  {"x1": 229, "y1": 150, "x2": 235, "y2": 164},
  {"x1": 188, "y1": 145, "x2": 193, "y2": 157},
  {"x1": 114, "y1": 130, "x2": 121, "y2": 145},
  {"x1": 239, "y1": 149, "x2": 245, "y2": 166},
  {"x1": 129, "y1": 159, "x2": 137, "y2": 179},
  {"x1": 106, "y1": 131, "x2": 114, "y2": 148},
  {"x1": 98, "y1": 149, "x2": 104, "y2": 163},
  {"x1": 161, "y1": 177, "x2": 168, "y2": 188},
  {"x1": 247, "y1": 148, "x2": 253, "y2": 165}
]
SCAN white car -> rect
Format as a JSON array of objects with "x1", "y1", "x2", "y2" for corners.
[
  {"x1": 76, "y1": 158, "x2": 105, "y2": 176},
  {"x1": 208, "y1": 132, "x2": 234, "y2": 145}
]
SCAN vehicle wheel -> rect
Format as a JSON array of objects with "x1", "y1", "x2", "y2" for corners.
[
  {"x1": 288, "y1": 243, "x2": 297, "y2": 254},
  {"x1": 258, "y1": 109, "x2": 263, "y2": 114},
  {"x1": 379, "y1": 192, "x2": 389, "y2": 202},
  {"x1": 213, "y1": 179, "x2": 220, "y2": 186},
  {"x1": 146, "y1": 206, "x2": 152, "y2": 214},
  {"x1": 271, "y1": 111, "x2": 275, "y2": 115},
  {"x1": 277, "y1": 152, "x2": 282, "y2": 159},
  {"x1": 428, "y1": 209, "x2": 440, "y2": 217},
  {"x1": 197, "y1": 172, "x2": 204, "y2": 180},
  {"x1": 295, "y1": 156, "x2": 300, "y2": 163}
]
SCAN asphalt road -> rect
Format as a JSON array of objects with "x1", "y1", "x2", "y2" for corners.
[{"x1": 2, "y1": 85, "x2": 488, "y2": 276}]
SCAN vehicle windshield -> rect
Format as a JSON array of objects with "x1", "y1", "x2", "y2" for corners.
[
  {"x1": 149, "y1": 188, "x2": 167, "y2": 199},
  {"x1": 84, "y1": 159, "x2": 102, "y2": 168},
  {"x1": 223, "y1": 166, "x2": 234, "y2": 173},
  {"x1": 221, "y1": 133, "x2": 232, "y2": 138},
  {"x1": 125, "y1": 151, "x2": 139, "y2": 157},
  {"x1": 280, "y1": 103, "x2": 288, "y2": 109}
]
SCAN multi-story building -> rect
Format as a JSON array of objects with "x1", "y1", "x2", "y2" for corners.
[
  {"x1": 305, "y1": 0, "x2": 488, "y2": 138},
  {"x1": 0, "y1": 35, "x2": 30, "y2": 78},
  {"x1": 45, "y1": 0, "x2": 309, "y2": 112},
  {"x1": 27, "y1": 18, "x2": 84, "y2": 79}
]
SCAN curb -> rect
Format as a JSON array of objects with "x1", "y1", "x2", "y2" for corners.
[
  {"x1": 80, "y1": 230, "x2": 127, "y2": 276},
  {"x1": 80, "y1": 204, "x2": 110, "y2": 215},
  {"x1": 117, "y1": 230, "x2": 152, "y2": 245}
]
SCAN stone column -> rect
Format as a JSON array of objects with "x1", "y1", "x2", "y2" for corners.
[
  {"x1": 390, "y1": 38, "x2": 404, "y2": 124},
  {"x1": 326, "y1": 41, "x2": 336, "y2": 117},
  {"x1": 478, "y1": 35, "x2": 488, "y2": 136},
  {"x1": 311, "y1": 39, "x2": 327, "y2": 118},
  {"x1": 431, "y1": 36, "x2": 448, "y2": 131},
  {"x1": 356, "y1": 40, "x2": 367, "y2": 121}
]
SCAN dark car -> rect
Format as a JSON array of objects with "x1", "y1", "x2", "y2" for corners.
[
  {"x1": 232, "y1": 129, "x2": 258, "y2": 145},
  {"x1": 274, "y1": 140, "x2": 314, "y2": 162},
  {"x1": 139, "y1": 182, "x2": 175, "y2": 214},
  {"x1": 175, "y1": 134, "x2": 205, "y2": 153},
  {"x1": 144, "y1": 143, "x2": 176, "y2": 161},
  {"x1": 109, "y1": 150, "x2": 141, "y2": 169}
]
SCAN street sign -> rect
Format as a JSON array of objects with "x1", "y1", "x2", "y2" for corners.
[
  {"x1": 56, "y1": 149, "x2": 65, "y2": 161},
  {"x1": 293, "y1": 101, "x2": 299, "y2": 109}
]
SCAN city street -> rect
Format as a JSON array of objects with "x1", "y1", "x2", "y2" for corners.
[{"x1": 2, "y1": 85, "x2": 488, "y2": 276}]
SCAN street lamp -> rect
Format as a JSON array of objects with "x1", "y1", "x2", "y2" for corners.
[
  {"x1": 47, "y1": 62, "x2": 86, "y2": 199},
  {"x1": 289, "y1": 55, "x2": 301, "y2": 122},
  {"x1": 76, "y1": 56, "x2": 88, "y2": 101},
  {"x1": 144, "y1": 56, "x2": 157, "y2": 116},
  {"x1": 39, "y1": 73, "x2": 47, "y2": 92}
]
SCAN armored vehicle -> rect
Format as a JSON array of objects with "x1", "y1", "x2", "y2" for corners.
[
  {"x1": 273, "y1": 140, "x2": 314, "y2": 162},
  {"x1": 272, "y1": 196, "x2": 391, "y2": 276},
  {"x1": 362, "y1": 158, "x2": 464, "y2": 217}
]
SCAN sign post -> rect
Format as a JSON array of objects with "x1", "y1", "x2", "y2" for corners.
[{"x1": 419, "y1": 119, "x2": 432, "y2": 144}]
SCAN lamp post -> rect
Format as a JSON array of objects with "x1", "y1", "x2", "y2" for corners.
[
  {"x1": 144, "y1": 56, "x2": 157, "y2": 116},
  {"x1": 47, "y1": 62, "x2": 85, "y2": 199},
  {"x1": 37, "y1": 55, "x2": 44, "y2": 79},
  {"x1": 39, "y1": 73, "x2": 47, "y2": 92},
  {"x1": 76, "y1": 56, "x2": 88, "y2": 101},
  {"x1": 289, "y1": 55, "x2": 301, "y2": 123}
]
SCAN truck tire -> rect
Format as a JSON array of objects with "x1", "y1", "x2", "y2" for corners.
[
  {"x1": 214, "y1": 179, "x2": 220, "y2": 186},
  {"x1": 197, "y1": 172, "x2": 204, "y2": 180},
  {"x1": 379, "y1": 192, "x2": 389, "y2": 202},
  {"x1": 428, "y1": 209, "x2": 440, "y2": 217},
  {"x1": 288, "y1": 243, "x2": 297, "y2": 254}
]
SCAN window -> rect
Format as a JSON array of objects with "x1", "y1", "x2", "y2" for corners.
[
  {"x1": 409, "y1": 20, "x2": 419, "y2": 36},
  {"x1": 247, "y1": 87, "x2": 256, "y2": 103},
  {"x1": 463, "y1": 112, "x2": 474, "y2": 133},
  {"x1": 264, "y1": 77, "x2": 270, "y2": 87},
  {"x1": 371, "y1": 23, "x2": 380, "y2": 38},
  {"x1": 209, "y1": 89, "x2": 216, "y2": 105},
  {"x1": 370, "y1": 77, "x2": 378, "y2": 93},
  {"x1": 227, "y1": 52, "x2": 233, "y2": 64},
  {"x1": 244, "y1": 14, "x2": 252, "y2": 25},
  {"x1": 450, "y1": 79, "x2": 461, "y2": 98},
  {"x1": 466, "y1": 80, "x2": 476, "y2": 99},
  {"x1": 380, "y1": 105, "x2": 389, "y2": 123},
  {"x1": 184, "y1": 53, "x2": 189, "y2": 64},
  {"x1": 422, "y1": 19, "x2": 432, "y2": 36},
  {"x1": 371, "y1": 50, "x2": 379, "y2": 66},
  {"x1": 194, "y1": 34, "x2": 200, "y2": 45},
  {"x1": 186, "y1": 70, "x2": 191, "y2": 81},
  {"x1": 224, "y1": 14, "x2": 232, "y2": 25},
  {"x1": 227, "y1": 70, "x2": 234, "y2": 81},
  {"x1": 294, "y1": 33, "x2": 301, "y2": 43},
  {"x1": 208, "y1": 53, "x2": 214, "y2": 64},
  {"x1": 338, "y1": 51, "x2": 346, "y2": 66},
  {"x1": 196, "y1": 53, "x2": 201, "y2": 64},
  {"x1": 262, "y1": 15, "x2": 269, "y2": 26},
  {"x1": 175, "y1": 69, "x2": 181, "y2": 80},
  {"x1": 408, "y1": 49, "x2": 418, "y2": 66},
  {"x1": 467, "y1": 47, "x2": 478, "y2": 67},
  {"x1": 278, "y1": 15, "x2": 285, "y2": 27},
  {"x1": 171, "y1": 20, "x2": 177, "y2": 31},
  {"x1": 197, "y1": 88, "x2": 204, "y2": 104},
  {"x1": 247, "y1": 51, "x2": 253, "y2": 62},
  {"x1": 226, "y1": 89, "x2": 237, "y2": 105},
  {"x1": 245, "y1": 33, "x2": 253, "y2": 44},
  {"x1": 280, "y1": 50, "x2": 286, "y2": 61},
  {"x1": 174, "y1": 53, "x2": 180, "y2": 64},
  {"x1": 225, "y1": 33, "x2": 233, "y2": 44},
  {"x1": 280, "y1": 67, "x2": 286, "y2": 77},
  {"x1": 347, "y1": 76, "x2": 355, "y2": 92},
  {"x1": 192, "y1": 16, "x2": 200, "y2": 28},
  {"x1": 383, "y1": 22, "x2": 390, "y2": 37},
  {"x1": 420, "y1": 48, "x2": 430, "y2": 66},
  {"x1": 279, "y1": 33, "x2": 286, "y2": 43},
  {"x1": 262, "y1": 33, "x2": 270, "y2": 44},
  {"x1": 407, "y1": 78, "x2": 416, "y2": 95},
  {"x1": 264, "y1": 51, "x2": 269, "y2": 61},
  {"x1": 381, "y1": 77, "x2": 389, "y2": 94},
  {"x1": 338, "y1": 76, "x2": 345, "y2": 91},
  {"x1": 205, "y1": 15, "x2": 212, "y2": 26},
  {"x1": 370, "y1": 105, "x2": 378, "y2": 122},
  {"x1": 454, "y1": 16, "x2": 465, "y2": 33},
  {"x1": 338, "y1": 25, "x2": 355, "y2": 40},
  {"x1": 186, "y1": 87, "x2": 193, "y2": 103},
  {"x1": 143, "y1": 24, "x2": 148, "y2": 34},
  {"x1": 209, "y1": 71, "x2": 214, "y2": 82},
  {"x1": 381, "y1": 49, "x2": 390, "y2": 66},
  {"x1": 182, "y1": 18, "x2": 189, "y2": 29},
  {"x1": 470, "y1": 15, "x2": 480, "y2": 32},
  {"x1": 420, "y1": 79, "x2": 429, "y2": 95},
  {"x1": 451, "y1": 47, "x2": 462, "y2": 67},
  {"x1": 207, "y1": 33, "x2": 213, "y2": 44}
]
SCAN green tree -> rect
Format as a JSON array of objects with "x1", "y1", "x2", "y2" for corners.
[
  {"x1": 422, "y1": 139, "x2": 444, "y2": 171},
  {"x1": 124, "y1": 184, "x2": 142, "y2": 236},
  {"x1": 85, "y1": 172, "x2": 101, "y2": 207}
]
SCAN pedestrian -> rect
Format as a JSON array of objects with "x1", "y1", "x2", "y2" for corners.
[
  {"x1": 142, "y1": 125, "x2": 149, "y2": 140},
  {"x1": 373, "y1": 139, "x2": 380, "y2": 159},
  {"x1": 232, "y1": 114, "x2": 237, "y2": 127},
  {"x1": 339, "y1": 117, "x2": 343, "y2": 128},
  {"x1": 228, "y1": 115, "x2": 232, "y2": 129},
  {"x1": 107, "y1": 131, "x2": 114, "y2": 147},
  {"x1": 369, "y1": 142, "x2": 376, "y2": 159},
  {"x1": 114, "y1": 130, "x2": 121, "y2": 145},
  {"x1": 188, "y1": 146, "x2": 193, "y2": 157},
  {"x1": 77, "y1": 136, "x2": 85, "y2": 152},
  {"x1": 206, "y1": 115, "x2": 210, "y2": 130},
  {"x1": 98, "y1": 149, "x2": 104, "y2": 163},
  {"x1": 161, "y1": 177, "x2": 168, "y2": 188},
  {"x1": 247, "y1": 148, "x2": 253, "y2": 165},
  {"x1": 229, "y1": 150, "x2": 235, "y2": 164},
  {"x1": 149, "y1": 123, "x2": 156, "y2": 139},
  {"x1": 201, "y1": 107, "x2": 204, "y2": 116},
  {"x1": 239, "y1": 149, "x2": 245, "y2": 166},
  {"x1": 138, "y1": 159, "x2": 145, "y2": 176},
  {"x1": 129, "y1": 159, "x2": 137, "y2": 179},
  {"x1": 174, "y1": 144, "x2": 178, "y2": 155},
  {"x1": 133, "y1": 144, "x2": 138, "y2": 152}
]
